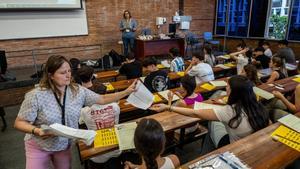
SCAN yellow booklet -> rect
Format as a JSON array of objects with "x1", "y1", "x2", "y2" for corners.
[
  {"x1": 157, "y1": 64, "x2": 165, "y2": 69},
  {"x1": 103, "y1": 82, "x2": 115, "y2": 91},
  {"x1": 292, "y1": 77, "x2": 300, "y2": 83},
  {"x1": 94, "y1": 128, "x2": 118, "y2": 148},
  {"x1": 153, "y1": 94, "x2": 163, "y2": 103},
  {"x1": 200, "y1": 83, "x2": 216, "y2": 91},
  {"x1": 271, "y1": 125, "x2": 300, "y2": 152},
  {"x1": 223, "y1": 63, "x2": 236, "y2": 67},
  {"x1": 177, "y1": 71, "x2": 185, "y2": 77}
]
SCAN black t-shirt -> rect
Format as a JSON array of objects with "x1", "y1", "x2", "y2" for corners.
[
  {"x1": 144, "y1": 70, "x2": 169, "y2": 93},
  {"x1": 119, "y1": 60, "x2": 142, "y2": 79},
  {"x1": 255, "y1": 54, "x2": 270, "y2": 69}
]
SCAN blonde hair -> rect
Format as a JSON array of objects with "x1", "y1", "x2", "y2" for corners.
[{"x1": 39, "y1": 55, "x2": 79, "y2": 97}]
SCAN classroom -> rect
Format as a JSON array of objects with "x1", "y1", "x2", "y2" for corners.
[{"x1": 0, "y1": 0, "x2": 299, "y2": 169}]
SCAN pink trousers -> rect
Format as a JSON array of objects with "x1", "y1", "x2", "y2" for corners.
[{"x1": 25, "y1": 140, "x2": 71, "y2": 169}]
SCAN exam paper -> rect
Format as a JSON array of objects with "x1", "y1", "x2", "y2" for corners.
[
  {"x1": 115, "y1": 122, "x2": 137, "y2": 151},
  {"x1": 253, "y1": 87, "x2": 274, "y2": 100},
  {"x1": 158, "y1": 90, "x2": 180, "y2": 101},
  {"x1": 278, "y1": 114, "x2": 300, "y2": 133},
  {"x1": 194, "y1": 102, "x2": 225, "y2": 112},
  {"x1": 126, "y1": 81, "x2": 154, "y2": 110},
  {"x1": 209, "y1": 80, "x2": 227, "y2": 87}
]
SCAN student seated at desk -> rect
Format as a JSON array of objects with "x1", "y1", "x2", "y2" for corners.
[
  {"x1": 69, "y1": 58, "x2": 81, "y2": 84},
  {"x1": 266, "y1": 56, "x2": 287, "y2": 84},
  {"x1": 124, "y1": 118, "x2": 180, "y2": 169},
  {"x1": 274, "y1": 40, "x2": 296, "y2": 64},
  {"x1": 241, "y1": 64, "x2": 262, "y2": 86},
  {"x1": 229, "y1": 43, "x2": 249, "y2": 75},
  {"x1": 203, "y1": 45, "x2": 216, "y2": 67},
  {"x1": 185, "y1": 52, "x2": 214, "y2": 84},
  {"x1": 169, "y1": 47, "x2": 185, "y2": 72},
  {"x1": 252, "y1": 47, "x2": 270, "y2": 69},
  {"x1": 119, "y1": 52, "x2": 142, "y2": 79},
  {"x1": 143, "y1": 57, "x2": 169, "y2": 92},
  {"x1": 151, "y1": 75, "x2": 269, "y2": 147},
  {"x1": 262, "y1": 41, "x2": 272, "y2": 58}
]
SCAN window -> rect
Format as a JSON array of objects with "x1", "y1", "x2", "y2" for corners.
[
  {"x1": 288, "y1": 0, "x2": 300, "y2": 40},
  {"x1": 215, "y1": 0, "x2": 228, "y2": 35},
  {"x1": 266, "y1": 0, "x2": 291, "y2": 39},
  {"x1": 249, "y1": 0, "x2": 269, "y2": 37},
  {"x1": 227, "y1": 0, "x2": 251, "y2": 37}
]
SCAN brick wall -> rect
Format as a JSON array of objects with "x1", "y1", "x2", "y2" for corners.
[{"x1": 0, "y1": 0, "x2": 216, "y2": 68}]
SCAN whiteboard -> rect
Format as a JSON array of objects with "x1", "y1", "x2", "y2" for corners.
[{"x1": 0, "y1": 0, "x2": 88, "y2": 40}]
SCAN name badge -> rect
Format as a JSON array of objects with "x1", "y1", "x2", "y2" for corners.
[{"x1": 125, "y1": 29, "x2": 130, "y2": 32}]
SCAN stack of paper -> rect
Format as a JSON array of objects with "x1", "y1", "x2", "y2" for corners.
[
  {"x1": 158, "y1": 90, "x2": 180, "y2": 101},
  {"x1": 200, "y1": 83, "x2": 216, "y2": 91},
  {"x1": 127, "y1": 81, "x2": 154, "y2": 110},
  {"x1": 215, "y1": 64, "x2": 230, "y2": 69},
  {"x1": 278, "y1": 114, "x2": 300, "y2": 132},
  {"x1": 41, "y1": 123, "x2": 96, "y2": 146},
  {"x1": 115, "y1": 122, "x2": 137, "y2": 151},
  {"x1": 194, "y1": 102, "x2": 225, "y2": 112},
  {"x1": 177, "y1": 71, "x2": 185, "y2": 77},
  {"x1": 209, "y1": 80, "x2": 227, "y2": 87},
  {"x1": 253, "y1": 87, "x2": 274, "y2": 100},
  {"x1": 94, "y1": 128, "x2": 118, "y2": 148},
  {"x1": 161, "y1": 60, "x2": 170, "y2": 68},
  {"x1": 103, "y1": 82, "x2": 115, "y2": 91}
]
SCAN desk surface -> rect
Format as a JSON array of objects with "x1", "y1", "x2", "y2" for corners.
[
  {"x1": 78, "y1": 111, "x2": 200, "y2": 161},
  {"x1": 179, "y1": 113, "x2": 300, "y2": 169}
]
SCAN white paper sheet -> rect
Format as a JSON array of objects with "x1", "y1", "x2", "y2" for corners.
[
  {"x1": 126, "y1": 81, "x2": 154, "y2": 110},
  {"x1": 158, "y1": 90, "x2": 180, "y2": 101},
  {"x1": 209, "y1": 80, "x2": 227, "y2": 87},
  {"x1": 194, "y1": 102, "x2": 225, "y2": 112},
  {"x1": 115, "y1": 122, "x2": 137, "y2": 151},
  {"x1": 253, "y1": 87, "x2": 274, "y2": 100},
  {"x1": 278, "y1": 114, "x2": 300, "y2": 132},
  {"x1": 161, "y1": 60, "x2": 171, "y2": 68},
  {"x1": 140, "y1": 76, "x2": 146, "y2": 83},
  {"x1": 215, "y1": 64, "x2": 230, "y2": 69}
]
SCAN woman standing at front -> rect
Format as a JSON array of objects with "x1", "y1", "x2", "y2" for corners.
[
  {"x1": 120, "y1": 10, "x2": 137, "y2": 56},
  {"x1": 14, "y1": 55, "x2": 136, "y2": 169}
]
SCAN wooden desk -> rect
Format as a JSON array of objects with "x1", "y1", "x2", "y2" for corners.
[
  {"x1": 179, "y1": 113, "x2": 300, "y2": 169},
  {"x1": 95, "y1": 70, "x2": 119, "y2": 81},
  {"x1": 78, "y1": 111, "x2": 200, "y2": 161},
  {"x1": 135, "y1": 38, "x2": 185, "y2": 58}
]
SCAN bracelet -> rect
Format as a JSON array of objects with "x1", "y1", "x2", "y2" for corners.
[{"x1": 31, "y1": 127, "x2": 37, "y2": 135}]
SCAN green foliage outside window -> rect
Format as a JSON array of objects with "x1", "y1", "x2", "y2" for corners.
[{"x1": 269, "y1": 14, "x2": 288, "y2": 39}]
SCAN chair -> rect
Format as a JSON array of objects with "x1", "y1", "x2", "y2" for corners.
[
  {"x1": 185, "y1": 32, "x2": 202, "y2": 58},
  {"x1": 203, "y1": 32, "x2": 220, "y2": 50}
]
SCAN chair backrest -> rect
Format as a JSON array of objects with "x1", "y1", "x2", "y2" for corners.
[
  {"x1": 0, "y1": 50, "x2": 7, "y2": 74},
  {"x1": 186, "y1": 32, "x2": 199, "y2": 45},
  {"x1": 203, "y1": 32, "x2": 213, "y2": 41},
  {"x1": 141, "y1": 28, "x2": 151, "y2": 35}
]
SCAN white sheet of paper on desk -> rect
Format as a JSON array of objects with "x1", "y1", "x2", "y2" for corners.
[
  {"x1": 194, "y1": 102, "x2": 224, "y2": 112},
  {"x1": 215, "y1": 64, "x2": 230, "y2": 69},
  {"x1": 295, "y1": 74, "x2": 300, "y2": 78},
  {"x1": 41, "y1": 123, "x2": 96, "y2": 146},
  {"x1": 209, "y1": 80, "x2": 227, "y2": 87},
  {"x1": 158, "y1": 90, "x2": 180, "y2": 101},
  {"x1": 115, "y1": 122, "x2": 137, "y2": 151},
  {"x1": 161, "y1": 60, "x2": 170, "y2": 68},
  {"x1": 286, "y1": 63, "x2": 297, "y2": 70},
  {"x1": 278, "y1": 114, "x2": 300, "y2": 132},
  {"x1": 253, "y1": 87, "x2": 274, "y2": 100},
  {"x1": 140, "y1": 76, "x2": 146, "y2": 83},
  {"x1": 126, "y1": 80, "x2": 154, "y2": 110}
]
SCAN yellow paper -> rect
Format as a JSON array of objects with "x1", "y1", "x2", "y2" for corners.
[
  {"x1": 223, "y1": 63, "x2": 236, "y2": 67},
  {"x1": 271, "y1": 125, "x2": 300, "y2": 152},
  {"x1": 94, "y1": 128, "x2": 118, "y2": 148},
  {"x1": 153, "y1": 94, "x2": 163, "y2": 103},
  {"x1": 104, "y1": 83, "x2": 115, "y2": 91},
  {"x1": 222, "y1": 96, "x2": 228, "y2": 103},
  {"x1": 157, "y1": 64, "x2": 165, "y2": 69},
  {"x1": 200, "y1": 83, "x2": 216, "y2": 91},
  {"x1": 177, "y1": 71, "x2": 185, "y2": 77},
  {"x1": 292, "y1": 77, "x2": 300, "y2": 83}
]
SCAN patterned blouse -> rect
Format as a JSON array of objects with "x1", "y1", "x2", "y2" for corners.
[{"x1": 18, "y1": 85, "x2": 99, "y2": 151}]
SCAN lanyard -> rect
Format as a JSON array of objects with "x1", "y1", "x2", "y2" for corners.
[{"x1": 53, "y1": 86, "x2": 67, "y2": 125}]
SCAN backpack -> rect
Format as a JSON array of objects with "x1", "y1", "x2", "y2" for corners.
[
  {"x1": 98, "y1": 54, "x2": 113, "y2": 70},
  {"x1": 109, "y1": 49, "x2": 125, "y2": 66}
]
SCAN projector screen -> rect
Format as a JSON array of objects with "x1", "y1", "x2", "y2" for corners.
[{"x1": 0, "y1": 0, "x2": 82, "y2": 10}]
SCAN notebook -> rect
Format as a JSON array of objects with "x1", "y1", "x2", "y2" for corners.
[
  {"x1": 209, "y1": 80, "x2": 227, "y2": 87},
  {"x1": 200, "y1": 83, "x2": 216, "y2": 91},
  {"x1": 271, "y1": 125, "x2": 300, "y2": 152},
  {"x1": 94, "y1": 128, "x2": 118, "y2": 148},
  {"x1": 177, "y1": 71, "x2": 185, "y2": 77},
  {"x1": 278, "y1": 114, "x2": 300, "y2": 132},
  {"x1": 253, "y1": 87, "x2": 274, "y2": 100},
  {"x1": 292, "y1": 77, "x2": 300, "y2": 83},
  {"x1": 158, "y1": 90, "x2": 180, "y2": 101}
]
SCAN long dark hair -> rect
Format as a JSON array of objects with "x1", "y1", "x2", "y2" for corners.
[
  {"x1": 123, "y1": 10, "x2": 132, "y2": 19},
  {"x1": 134, "y1": 118, "x2": 166, "y2": 169},
  {"x1": 227, "y1": 75, "x2": 269, "y2": 131},
  {"x1": 181, "y1": 75, "x2": 196, "y2": 98},
  {"x1": 243, "y1": 64, "x2": 262, "y2": 86},
  {"x1": 272, "y1": 56, "x2": 288, "y2": 77}
]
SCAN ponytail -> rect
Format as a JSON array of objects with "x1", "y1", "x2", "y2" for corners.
[{"x1": 144, "y1": 154, "x2": 158, "y2": 169}]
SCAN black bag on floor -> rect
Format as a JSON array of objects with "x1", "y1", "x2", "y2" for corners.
[
  {"x1": 109, "y1": 49, "x2": 125, "y2": 66},
  {"x1": 98, "y1": 54, "x2": 113, "y2": 69}
]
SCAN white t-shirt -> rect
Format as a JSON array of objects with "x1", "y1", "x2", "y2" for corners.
[
  {"x1": 188, "y1": 62, "x2": 215, "y2": 84},
  {"x1": 264, "y1": 48, "x2": 272, "y2": 58},
  {"x1": 213, "y1": 105, "x2": 254, "y2": 143},
  {"x1": 236, "y1": 54, "x2": 248, "y2": 75},
  {"x1": 204, "y1": 54, "x2": 216, "y2": 67},
  {"x1": 80, "y1": 103, "x2": 121, "y2": 163}
]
